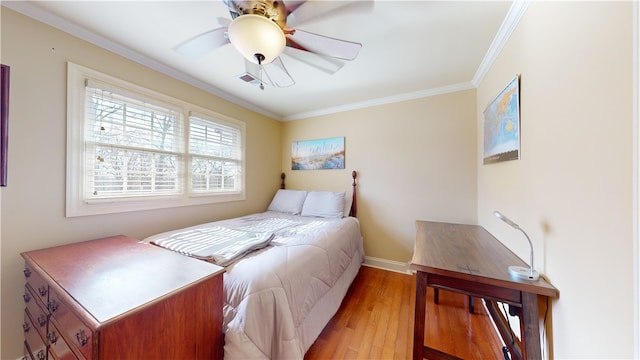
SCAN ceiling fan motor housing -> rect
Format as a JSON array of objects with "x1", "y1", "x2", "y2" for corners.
[{"x1": 228, "y1": 0, "x2": 288, "y2": 28}]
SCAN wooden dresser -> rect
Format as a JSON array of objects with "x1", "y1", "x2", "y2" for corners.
[{"x1": 21, "y1": 235, "x2": 225, "y2": 360}]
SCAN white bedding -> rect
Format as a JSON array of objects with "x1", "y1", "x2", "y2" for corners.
[
  {"x1": 143, "y1": 211, "x2": 364, "y2": 359},
  {"x1": 145, "y1": 224, "x2": 275, "y2": 266}
]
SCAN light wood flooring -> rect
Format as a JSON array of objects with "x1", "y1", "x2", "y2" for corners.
[{"x1": 305, "y1": 266, "x2": 505, "y2": 360}]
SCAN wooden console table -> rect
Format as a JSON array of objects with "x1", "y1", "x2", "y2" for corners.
[{"x1": 410, "y1": 220, "x2": 558, "y2": 360}]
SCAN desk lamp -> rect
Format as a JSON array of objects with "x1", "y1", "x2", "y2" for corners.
[{"x1": 494, "y1": 211, "x2": 540, "y2": 281}]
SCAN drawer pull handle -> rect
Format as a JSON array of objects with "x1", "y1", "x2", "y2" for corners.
[
  {"x1": 37, "y1": 314, "x2": 47, "y2": 327},
  {"x1": 47, "y1": 331, "x2": 58, "y2": 345},
  {"x1": 23, "y1": 268, "x2": 31, "y2": 278},
  {"x1": 76, "y1": 329, "x2": 88, "y2": 346},
  {"x1": 38, "y1": 286, "x2": 47, "y2": 297},
  {"x1": 23, "y1": 292, "x2": 31, "y2": 303},
  {"x1": 22, "y1": 322, "x2": 30, "y2": 333},
  {"x1": 48, "y1": 300, "x2": 58, "y2": 313},
  {"x1": 36, "y1": 350, "x2": 46, "y2": 360}
]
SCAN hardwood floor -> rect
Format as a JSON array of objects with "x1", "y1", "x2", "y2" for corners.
[{"x1": 305, "y1": 266, "x2": 505, "y2": 360}]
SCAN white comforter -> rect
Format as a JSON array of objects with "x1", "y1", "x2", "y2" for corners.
[{"x1": 144, "y1": 211, "x2": 364, "y2": 359}]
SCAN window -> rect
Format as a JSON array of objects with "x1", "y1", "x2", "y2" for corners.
[
  {"x1": 189, "y1": 113, "x2": 242, "y2": 194},
  {"x1": 67, "y1": 63, "x2": 245, "y2": 217}
]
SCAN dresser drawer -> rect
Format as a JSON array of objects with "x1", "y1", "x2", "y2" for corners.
[
  {"x1": 23, "y1": 264, "x2": 49, "y2": 303},
  {"x1": 23, "y1": 340, "x2": 47, "y2": 360},
  {"x1": 24, "y1": 285, "x2": 49, "y2": 338},
  {"x1": 47, "y1": 319, "x2": 80, "y2": 360},
  {"x1": 48, "y1": 288, "x2": 92, "y2": 359},
  {"x1": 23, "y1": 311, "x2": 47, "y2": 360}
]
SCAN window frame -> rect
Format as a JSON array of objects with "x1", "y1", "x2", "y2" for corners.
[{"x1": 66, "y1": 62, "x2": 245, "y2": 217}]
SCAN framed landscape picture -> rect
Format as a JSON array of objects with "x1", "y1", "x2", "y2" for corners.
[
  {"x1": 291, "y1": 137, "x2": 345, "y2": 170},
  {"x1": 483, "y1": 74, "x2": 521, "y2": 164}
]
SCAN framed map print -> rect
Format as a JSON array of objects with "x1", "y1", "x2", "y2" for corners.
[{"x1": 483, "y1": 74, "x2": 520, "y2": 164}]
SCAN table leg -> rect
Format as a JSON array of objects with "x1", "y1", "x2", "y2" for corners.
[
  {"x1": 521, "y1": 292, "x2": 542, "y2": 360},
  {"x1": 413, "y1": 271, "x2": 427, "y2": 360}
]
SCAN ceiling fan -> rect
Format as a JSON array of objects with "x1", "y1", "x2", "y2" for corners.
[{"x1": 174, "y1": 0, "x2": 368, "y2": 90}]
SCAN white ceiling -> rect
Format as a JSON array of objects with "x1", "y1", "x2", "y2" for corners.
[{"x1": 5, "y1": 1, "x2": 521, "y2": 121}]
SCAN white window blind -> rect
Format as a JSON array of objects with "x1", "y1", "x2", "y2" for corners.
[
  {"x1": 84, "y1": 79, "x2": 184, "y2": 200},
  {"x1": 189, "y1": 113, "x2": 242, "y2": 194}
]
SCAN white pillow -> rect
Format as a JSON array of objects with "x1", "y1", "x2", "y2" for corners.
[
  {"x1": 343, "y1": 190, "x2": 353, "y2": 217},
  {"x1": 267, "y1": 189, "x2": 307, "y2": 215},
  {"x1": 301, "y1": 191, "x2": 345, "y2": 218}
]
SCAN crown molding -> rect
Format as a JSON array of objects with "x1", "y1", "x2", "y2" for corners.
[
  {"x1": 283, "y1": 82, "x2": 476, "y2": 121},
  {"x1": 4, "y1": 0, "x2": 528, "y2": 122},
  {"x1": 2, "y1": 1, "x2": 280, "y2": 120},
  {"x1": 472, "y1": 0, "x2": 530, "y2": 87},
  {"x1": 286, "y1": 0, "x2": 530, "y2": 121}
]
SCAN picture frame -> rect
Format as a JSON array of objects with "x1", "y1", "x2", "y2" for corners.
[
  {"x1": 483, "y1": 74, "x2": 521, "y2": 164},
  {"x1": 291, "y1": 137, "x2": 345, "y2": 170},
  {"x1": 0, "y1": 64, "x2": 9, "y2": 186}
]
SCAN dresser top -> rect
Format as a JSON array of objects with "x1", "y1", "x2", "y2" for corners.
[{"x1": 22, "y1": 235, "x2": 225, "y2": 324}]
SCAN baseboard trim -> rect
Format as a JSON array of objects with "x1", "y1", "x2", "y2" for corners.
[{"x1": 363, "y1": 256, "x2": 413, "y2": 274}]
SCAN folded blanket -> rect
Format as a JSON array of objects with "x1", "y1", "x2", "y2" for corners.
[{"x1": 149, "y1": 226, "x2": 274, "y2": 266}]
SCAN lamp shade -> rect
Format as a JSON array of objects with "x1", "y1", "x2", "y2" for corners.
[{"x1": 227, "y1": 14, "x2": 286, "y2": 65}]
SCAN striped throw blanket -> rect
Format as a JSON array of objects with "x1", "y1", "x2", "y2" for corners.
[{"x1": 150, "y1": 226, "x2": 274, "y2": 266}]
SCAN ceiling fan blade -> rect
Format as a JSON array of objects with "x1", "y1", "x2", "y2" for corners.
[
  {"x1": 224, "y1": 0, "x2": 243, "y2": 19},
  {"x1": 286, "y1": 0, "x2": 374, "y2": 28},
  {"x1": 244, "y1": 59, "x2": 260, "y2": 76},
  {"x1": 283, "y1": 48, "x2": 344, "y2": 75},
  {"x1": 282, "y1": 0, "x2": 306, "y2": 16},
  {"x1": 237, "y1": 61, "x2": 265, "y2": 88},
  {"x1": 263, "y1": 57, "x2": 295, "y2": 88},
  {"x1": 217, "y1": 17, "x2": 231, "y2": 27},
  {"x1": 241, "y1": 58, "x2": 294, "y2": 88},
  {"x1": 287, "y1": 29, "x2": 361, "y2": 61},
  {"x1": 174, "y1": 27, "x2": 229, "y2": 59}
]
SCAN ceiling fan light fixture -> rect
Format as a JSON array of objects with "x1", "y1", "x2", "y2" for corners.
[{"x1": 228, "y1": 14, "x2": 286, "y2": 65}]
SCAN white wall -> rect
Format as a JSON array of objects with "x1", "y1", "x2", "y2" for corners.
[
  {"x1": 477, "y1": 2, "x2": 635, "y2": 358},
  {"x1": 282, "y1": 89, "x2": 478, "y2": 264},
  {"x1": 0, "y1": 9, "x2": 282, "y2": 359}
]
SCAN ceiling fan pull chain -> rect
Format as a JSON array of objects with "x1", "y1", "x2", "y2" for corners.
[{"x1": 255, "y1": 53, "x2": 266, "y2": 90}]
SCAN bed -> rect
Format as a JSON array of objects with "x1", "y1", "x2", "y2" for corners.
[{"x1": 143, "y1": 171, "x2": 364, "y2": 359}]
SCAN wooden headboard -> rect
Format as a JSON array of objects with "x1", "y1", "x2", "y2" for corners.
[{"x1": 280, "y1": 171, "x2": 358, "y2": 217}]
